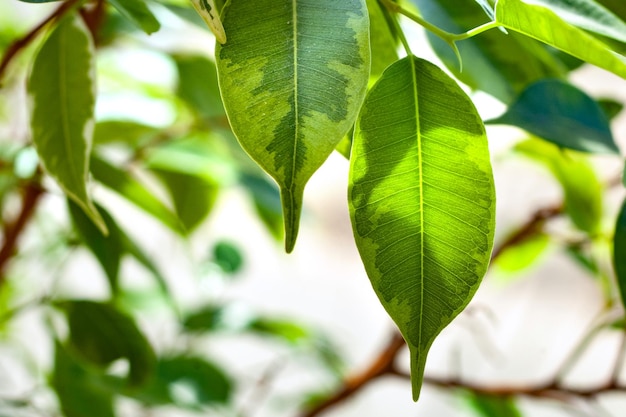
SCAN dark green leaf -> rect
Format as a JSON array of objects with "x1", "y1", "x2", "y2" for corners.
[
  {"x1": 52, "y1": 342, "x2": 116, "y2": 417},
  {"x1": 239, "y1": 172, "x2": 283, "y2": 240},
  {"x1": 108, "y1": 0, "x2": 160, "y2": 34},
  {"x1": 28, "y1": 15, "x2": 106, "y2": 233},
  {"x1": 212, "y1": 240, "x2": 243, "y2": 274},
  {"x1": 467, "y1": 393, "x2": 523, "y2": 417},
  {"x1": 349, "y1": 56, "x2": 495, "y2": 400},
  {"x1": 488, "y1": 79, "x2": 619, "y2": 154},
  {"x1": 68, "y1": 200, "x2": 123, "y2": 295},
  {"x1": 216, "y1": 0, "x2": 370, "y2": 252},
  {"x1": 135, "y1": 356, "x2": 232, "y2": 407},
  {"x1": 90, "y1": 155, "x2": 182, "y2": 233},
  {"x1": 60, "y1": 300, "x2": 156, "y2": 387},
  {"x1": 613, "y1": 197, "x2": 626, "y2": 310},
  {"x1": 175, "y1": 55, "x2": 225, "y2": 119},
  {"x1": 598, "y1": 98, "x2": 624, "y2": 119},
  {"x1": 598, "y1": 0, "x2": 626, "y2": 21},
  {"x1": 183, "y1": 305, "x2": 224, "y2": 332},
  {"x1": 412, "y1": 0, "x2": 564, "y2": 103},
  {"x1": 565, "y1": 243, "x2": 600, "y2": 275},
  {"x1": 495, "y1": 0, "x2": 626, "y2": 79}
]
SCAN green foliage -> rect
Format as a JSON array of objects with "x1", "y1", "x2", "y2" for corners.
[{"x1": 2, "y1": 0, "x2": 626, "y2": 415}]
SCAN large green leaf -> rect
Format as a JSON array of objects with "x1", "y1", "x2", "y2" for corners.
[
  {"x1": 515, "y1": 139, "x2": 603, "y2": 234},
  {"x1": 349, "y1": 56, "x2": 495, "y2": 400},
  {"x1": 495, "y1": 0, "x2": 626, "y2": 79},
  {"x1": 216, "y1": 0, "x2": 370, "y2": 252},
  {"x1": 528, "y1": 0, "x2": 626, "y2": 44},
  {"x1": 614, "y1": 197, "x2": 626, "y2": 310},
  {"x1": 108, "y1": 0, "x2": 160, "y2": 34},
  {"x1": 60, "y1": 300, "x2": 156, "y2": 387},
  {"x1": 28, "y1": 16, "x2": 106, "y2": 233},
  {"x1": 412, "y1": 0, "x2": 564, "y2": 103},
  {"x1": 487, "y1": 79, "x2": 619, "y2": 154}
]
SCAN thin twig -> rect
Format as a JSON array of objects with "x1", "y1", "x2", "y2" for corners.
[
  {"x1": 0, "y1": 0, "x2": 82, "y2": 87},
  {"x1": 0, "y1": 182, "x2": 45, "y2": 284}
]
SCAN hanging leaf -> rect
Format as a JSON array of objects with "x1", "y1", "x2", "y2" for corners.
[
  {"x1": 28, "y1": 16, "x2": 106, "y2": 233},
  {"x1": 59, "y1": 300, "x2": 156, "y2": 387},
  {"x1": 614, "y1": 198, "x2": 626, "y2": 310},
  {"x1": 411, "y1": 0, "x2": 564, "y2": 103},
  {"x1": 216, "y1": 0, "x2": 370, "y2": 252},
  {"x1": 108, "y1": 0, "x2": 160, "y2": 34},
  {"x1": 495, "y1": 0, "x2": 626, "y2": 79},
  {"x1": 349, "y1": 56, "x2": 495, "y2": 400},
  {"x1": 487, "y1": 79, "x2": 619, "y2": 154}
]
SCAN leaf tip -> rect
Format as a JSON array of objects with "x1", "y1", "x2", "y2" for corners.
[
  {"x1": 281, "y1": 186, "x2": 303, "y2": 254},
  {"x1": 409, "y1": 345, "x2": 426, "y2": 402}
]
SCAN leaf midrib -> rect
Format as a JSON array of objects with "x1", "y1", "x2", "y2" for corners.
[{"x1": 291, "y1": 0, "x2": 299, "y2": 193}]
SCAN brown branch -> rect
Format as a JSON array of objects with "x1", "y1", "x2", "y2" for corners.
[
  {"x1": 299, "y1": 332, "x2": 406, "y2": 417},
  {"x1": 0, "y1": 0, "x2": 83, "y2": 87},
  {"x1": 0, "y1": 182, "x2": 45, "y2": 285}
]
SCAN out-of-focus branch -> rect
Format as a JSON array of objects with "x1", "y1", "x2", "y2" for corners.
[
  {"x1": 0, "y1": 182, "x2": 44, "y2": 285},
  {"x1": 0, "y1": 0, "x2": 82, "y2": 87}
]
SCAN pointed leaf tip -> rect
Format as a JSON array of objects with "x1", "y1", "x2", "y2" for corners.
[{"x1": 281, "y1": 186, "x2": 303, "y2": 253}]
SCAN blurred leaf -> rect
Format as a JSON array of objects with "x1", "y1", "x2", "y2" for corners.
[
  {"x1": 565, "y1": 243, "x2": 600, "y2": 275},
  {"x1": 495, "y1": 0, "x2": 626, "y2": 79},
  {"x1": 212, "y1": 240, "x2": 243, "y2": 274},
  {"x1": 183, "y1": 305, "x2": 224, "y2": 332},
  {"x1": 174, "y1": 55, "x2": 225, "y2": 119},
  {"x1": 17, "y1": 0, "x2": 62, "y2": 2},
  {"x1": 467, "y1": 393, "x2": 523, "y2": 417},
  {"x1": 366, "y1": 0, "x2": 398, "y2": 80},
  {"x1": 68, "y1": 200, "x2": 123, "y2": 295},
  {"x1": 28, "y1": 15, "x2": 106, "y2": 233},
  {"x1": 52, "y1": 342, "x2": 116, "y2": 417},
  {"x1": 93, "y1": 120, "x2": 158, "y2": 147},
  {"x1": 494, "y1": 233, "x2": 551, "y2": 274},
  {"x1": 152, "y1": 169, "x2": 219, "y2": 234},
  {"x1": 134, "y1": 356, "x2": 232, "y2": 407},
  {"x1": 488, "y1": 79, "x2": 619, "y2": 154},
  {"x1": 515, "y1": 139, "x2": 603, "y2": 234},
  {"x1": 239, "y1": 172, "x2": 283, "y2": 240},
  {"x1": 60, "y1": 300, "x2": 156, "y2": 387},
  {"x1": 90, "y1": 155, "x2": 182, "y2": 233},
  {"x1": 614, "y1": 197, "x2": 626, "y2": 310},
  {"x1": 598, "y1": 0, "x2": 626, "y2": 21},
  {"x1": 249, "y1": 318, "x2": 310, "y2": 344},
  {"x1": 598, "y1": 98, "x2": 624, "y2": 119},
  {"x1": 108, "y1": 0, "x2": 160, "y2": 34},
  {"x1": 411, "y1": 0, "x2": 564, "y2": 103}
]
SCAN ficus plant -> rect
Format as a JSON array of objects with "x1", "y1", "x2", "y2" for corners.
[{"x1": 1, "y1": 0, "x2": 626, "y2": 416}]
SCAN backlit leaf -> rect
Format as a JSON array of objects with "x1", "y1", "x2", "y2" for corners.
[
  {"x1": 487, "y1": 79, "x2": 619, "y2": 154},
  {"x1": 108, "y1": 0, "x2": 160, "y2": 34},
  {"x1": 28, "y1": 16, "x2": 106, "y2": 233},
  {"x1": 614, "y1": 197, "x2": 626, "y2": 310},
  {"x1": 467, "y1": 393, "x2": 523, "y2": 417},
  {"x1": 495, "y1": 0, "x2": 626, "y2": 79},
  {"x1": 349, "y1": 56, "x2": 495, "y2": 400},
  {"x1": 216, "y1": 0, "x2": 370, "y2": 252}
]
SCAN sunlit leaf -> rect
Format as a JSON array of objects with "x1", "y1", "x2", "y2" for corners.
[
  {"x1": 28, "y1": 16, "x2": 106, "y2": 233},
  {"x1": 495, "y1": 0, "x2": 626, "y2": 79},
  {"x1": 60, "y1": 300, "x2": 156, "y2": 387},
  {"x1": 614, "y1": 197, "x2": 626, "y2": 310},
  {"x1": 108, "y1": 0, "x2": 160, "y2": 34},
  {"x1": 216, "y1": 0, "x2": 370, "y2": 252},
  {"x1": 515, "y1": 138, "x2": 603, "y2": 234},
  {"x1": 493, "y1": 233, "x2": 551, "y2": 274},
  {"x1": 411, "y1": 0, "x2": 564, "y2": 103},
  {"x1": 349, "y1": 56, "x2": 495, "y2": 400},
  {"x1": 467, "y1": 393, "x2": 523, "y2": 417},
  {"x1": 52, "y1": 342, "x2": 116, "y2": 417},
  {"x1": 367, "y1": 0, "x2": 398, "y2": 80},
  {"x1": 487, "y1": 79, "x2": 619, "y2": 154}
]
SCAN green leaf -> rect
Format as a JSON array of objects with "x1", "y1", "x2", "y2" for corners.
[
  {"x1": 212, "y1": 240, "x2": 244, "y2": 274},
  {"x1": 598, "y1": 0, "x2": 626, "y2": 21},
  {"x1": 487, "y1": 79, "x2": 619, "y2": 154},
  {"x1": 349, "y1": 56, "x2": 495, "y2": 400},
  {"x1": 412, "y1": 0, "x2": 564, "y2": 103},
  {"x1": 515, "y1": 138, "x2": 603, "y2": 234},
  {"x1": 216, "y1": 0, "x2": 370, "y2": 252},
  {"x1": 135, "y1": 356, "x2": 232, "y2": 407},
  {"x1": 108, "y1": 0, "x2": 160, "y2": 34},
  {"x1": 527, "y1": 0, "x2": 626, "y2": 44},
  {"x1": 598, "y1": 98, "x2": 624, "y2": 119},
  {"x1": 239, "y1": 171, "x2": 284, "y2": 239},
  {"x1": 28, "y1": 16, "x2": 106, "y2": 234},
  {"x1": 93, "y1": 120, "x2": 158, "y2": 147},
  {"x1": 60, "y1": 300, "x2": 156, "y2": 387},
  {"x1": 52, "y1": 342, "x2": 116, "y2": 417},
  {"x1": 493, "y1": 233, "x2": 551, "y2": 274},
  {"x1": 366, "y1": 0, "x2": 398, "y2": 80},
  {"x1": 90, "y1": 155, "x2": 182, "y2": 233},
  {"x1": 17, "y1": 0, "x2": 62, "y2": 2},
  {"x1": 614, "y1": 197, "x2": 626, "y2": 310},
  {"x1": 68, "y1": 200, "x2": 123, "y2": 295},
  {"x1": 473, "y1": 0, "x2": 496, "y2": 19},
  {"x1": 495, "y1": 0, "x2": 626, "y2": 79},
  {"x1": 174, "y1": 55, "x2": 225, "y2": 119},
  {"x1": 467, "y1": 393, "x2": 523, "y2": 417},
  {"x1": 183, "y1": 305, "x2": 225, "y2": 332}
]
